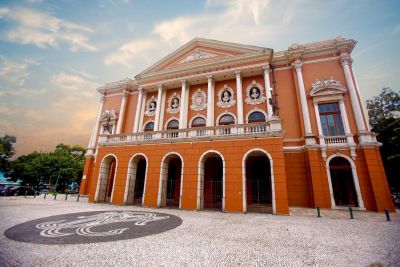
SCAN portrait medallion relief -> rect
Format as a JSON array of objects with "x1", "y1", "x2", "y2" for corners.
[
  {"x1": 167, "y1": 93, "x2": 181, "y2": 114},
  {"x1": 245, "y1": 81, "x2": 266, "y2": 105},
  {"x1": 190, "y1": 89, "x2": 207, "y2": 111},
  {"x1": 145, "y1": 96, "x2": 157, "y2": 116},
  {"x1": 217, "y1": 85, "x2": 236, "y2": 108}
]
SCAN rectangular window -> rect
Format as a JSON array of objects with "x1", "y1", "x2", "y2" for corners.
[{"x1": 318, "y1": 103, "x2": 345, "y2": 136}]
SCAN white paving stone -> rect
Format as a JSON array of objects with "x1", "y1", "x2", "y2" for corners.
[{"x1": 0, "y1": 197, "x2": 399, "y2": 267}]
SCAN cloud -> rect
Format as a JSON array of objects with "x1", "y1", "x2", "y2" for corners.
[
  {"x1": 105, "y1": 0, "x2": 277, "y2": 68},
  {"x1": 50, "y1": 72, "x2": 99, "y2": 96},
  {"x1": 104, "y1": 38, "x2": 159, "y2": 67},
  {"x1": 0, "y1": 6, "x2": 97, "y2": 51},
  {"x1": 0, "y1": 56, "x2": 39, "y2": 86},
  {"x1": 0, "y1": 87, "x2": 47, "y2": 97}
]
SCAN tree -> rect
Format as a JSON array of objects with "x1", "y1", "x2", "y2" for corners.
[
  {"x1": 6, "y1": 144, "x2": 86, "y2": 192},
  {"x1": 0, "y1": 135, "x2": 16, "y2": 173},
  {"x1": 366, "y1": 87, "x2": 400, "y2": 129},
  {"x1": 366, "y1": 87, "x2": 400, "y2": 192}
]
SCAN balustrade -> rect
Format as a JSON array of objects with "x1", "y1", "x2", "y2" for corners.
[{"x1": 98, "y1": 122, "x2": 276, "y2": 145}]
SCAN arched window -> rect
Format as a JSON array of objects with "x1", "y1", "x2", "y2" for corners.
[
  {"x1": 167, "y1": 119, "x2": 179, "y2": 130},
  {"x1": 192, "y1": 117, "x2": 206, "y2": 127},
  {"x1": 248, "y1": 111, "x2": 266, "y2": 123},
  {"x1": 144, "y1": 122, "x2": 154, "y2": 132},
  {"x1": 219, "y1": 114, "x2": 235, "y2": 125}
]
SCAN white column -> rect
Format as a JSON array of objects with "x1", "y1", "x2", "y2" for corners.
[
  {"x1": 159, "y1": 87, "x2": 167, "y2": 130},
  {"x1": 340, "y1": 54, "x2": 366, "y2": 132},
  {"x1": 338, "y1": 99, "x2": 355, "y2": 145},
  {"x1": 133, "y1": 88, "x2": 144, "y2": 133},
  {"x1": 263, "y1": 65, "x2": 273, "y2": 118},
  {"x1": 179, "y1": 80, "x2": 189, "y2": 129},
  {"x1": 235, "y1": 71, "x2": 244, "y2": 124},
  {"x1": 116, "y1": 90, "x2": 128, "y2": 134},
  {"x1": 154, "y1": 83, "x2": 163, "y2": 131},
  {"x1": 206, "y1": 75, "x2": 215, "y2": 126},
  {"x1": 313, "y1": 102, "x2": 326, "y2": 146},
  {"x1": 87, "y1": 94, "x2": 105, "y2": 155},
  {"x1": 293, "y1": 60, "x2": 313, "y2": 136},
  {"x1": 138, "y1": 90, "x2": 147, "y2": 132}
]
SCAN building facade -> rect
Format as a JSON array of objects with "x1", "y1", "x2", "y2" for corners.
[{"x1": 80, "y1": 36, "x2": 395, "y2": 214}]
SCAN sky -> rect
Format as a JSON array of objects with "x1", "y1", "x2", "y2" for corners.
[{"x1": 0, "y1": 0, "x2": 399, "y2": 157}]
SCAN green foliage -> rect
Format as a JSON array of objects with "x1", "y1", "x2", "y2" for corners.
[
  {"x1": 6, "y1": 143, "x2": 86, "y2": 192},
  {"x1": 366, "y1": 87, "x2": 400, "y2": 129},
  {"x1": 0, "y1": 135, "x2": 16, "y2": 172},
  {"x1": 366, "y1": 87, "x2": 400, "y2": 191}
]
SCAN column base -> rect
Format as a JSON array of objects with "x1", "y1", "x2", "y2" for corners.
[
  {"x1": 268, "y1": 116, "x2": 282, "y2": 132},
  {"x1": 305, "y1": 134, "x2": 316, "y2": 145}
]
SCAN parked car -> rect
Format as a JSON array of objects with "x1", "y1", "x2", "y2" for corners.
[
  {"x1": 6, "y1": 186, "x2": 36, "y2": 196},
  {"x1": 0, "y1": 185, "x2": 15, "y2": 196}
]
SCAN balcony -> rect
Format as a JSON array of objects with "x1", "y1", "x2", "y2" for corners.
[
  {"x1": 324, "y1": 135, "x2": 347, "y2": 145},
  {"x1": 98, "y1": 122, "x2": 282, "y2": 146}
]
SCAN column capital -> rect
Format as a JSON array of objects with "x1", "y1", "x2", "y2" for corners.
[
  {"x1": 235, "y1": 70, "x2": 241, "y2": 78},
  {"x1": 292, "y1": 60, "x2": 302, "y2": 71},
  {"x1": 206, "y1": 74, "x2": 214, "y2": 81},
  {"x1": 340, "y1": 53, "x2": 352, "y2": 66},
  {"x1": 138, "y1": 87, "x2": 145, "y2": 94},
  {"x1": 263, "y1": 65, "x2": 271, "y2": 74},
  {"x1": 100, "y1": 94, "x2": 106, "y2": 102},
  {"x1": 181, "y1": 79, "x2": 189, "y2": 86},
  {"x1": 121, "y1": 90, "x2": 128, "y2": 98},
  {"x1": 157, "y1": 82, "x2": 163, "y2": 89}
]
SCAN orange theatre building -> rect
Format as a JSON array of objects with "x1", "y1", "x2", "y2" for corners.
[{"x1": 79, "y1": 36, "x2": 395, "y2": 215}]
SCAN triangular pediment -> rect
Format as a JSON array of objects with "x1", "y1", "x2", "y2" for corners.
[{"x1": 138, "y1": 38, "x2": 271, "y2": 77}]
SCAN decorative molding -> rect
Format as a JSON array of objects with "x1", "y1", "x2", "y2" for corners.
[
  {"x1": 178, "y1": 49, "x2": 218, "y2": 64},
  {"x1": 166, "y1": 92, "x2": 181, "y2": 114},
  {"x1": 190, "y1": 88, "x2": 207, "y2": 111},
  {"x1": 144, "y1": 96, "x2": 157, "y2": 116},
  {"x1": 217, "y1": 84, "x2": 236, "y2": 108},
  {"x1": 245, "y1": 80, "x2": 266, "y2": 105},
  {"x1": 309, "y1": 78, "x2": 347, "y2": 100},
  {"x1": 100, "y1": 109, "x2": 118, "y2": 122},
  {"x1": 340, "y1": 54, "x2": 352, "y2": 66},
  {"x1": 293, "y1": 60, "x2": 302, "y2": 71}
]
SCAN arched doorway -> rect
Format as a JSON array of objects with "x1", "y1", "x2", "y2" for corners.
[
  {"x1": 329, "y1": 156, "x2": 359, "y2": 207},
  {"x1": 124, "y1": 154, "x2": 148, "y2": 206},
  {"x1": 243, "y1": 149, "x2": 274, "y2": 214},
  {"x1": 95, "y1": 154, "x2": 117, "y2": 203},
  {"x1": 197, "y1": 151, "x2": 224, "y2": 211},
  {"x1": 158, "y1": 153, "x2": 183, "y2": 209}
]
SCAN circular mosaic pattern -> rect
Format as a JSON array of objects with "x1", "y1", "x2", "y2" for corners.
[{"x1": 4, "y1": 210, "x2": 182, "y2": 244}]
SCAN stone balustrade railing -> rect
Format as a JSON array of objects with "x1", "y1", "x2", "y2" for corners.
[{"x1": 98, "y1": 122, "x2": 282, "y2": 146}]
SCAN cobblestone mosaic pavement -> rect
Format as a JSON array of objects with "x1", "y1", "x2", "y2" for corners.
[{"x1": 0, "y1": 196, "x2": 399, "y2": 266}]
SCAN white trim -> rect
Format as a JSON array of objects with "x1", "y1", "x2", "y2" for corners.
[
  {"x1": 242, "y1": 148, "x2": 276, "y2": 214},
  {"x1": 197, "y1": 150, "x2": 226, "y2": 211},
  {"x1": 215, "y1": 111, "x2": 237, "y2": 126},
  {"x1": 123, "y1": 153, "x2": 148, "y2": 205},
  {"x1": 94, "y1": 153, "x2": 118, "y2": 203},
  {"x1": 325, "y1": 154, "x2": 364, "y2": 209},
  {"x1": 164, "y1": 116, "x2": 179, "y2": 130},
  {"x1": 157, "y1": 152, "x2": 185, "y2": 209},
  {"x1": 245, "y1": 108, "x2": 267, "y2": 123},
  {"x1": 189, "y1": 114, "x2": 207, "y2": 128}
]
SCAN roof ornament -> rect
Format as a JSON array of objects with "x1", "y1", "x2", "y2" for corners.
[{"x1": 179, "y1": 49, "x2": 217, "y2": 64}]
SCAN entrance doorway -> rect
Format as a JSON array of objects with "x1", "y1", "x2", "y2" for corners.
[
  {"x1": 158, "y1": 153, "x2": 183, "y2": 209},
  {"x1": 125, "y1": 154, "x2": 147, "y2": 206},
  {"x1": 198, "y1": 151, "x2": 224, "y2": 211},
  {"x1": 329, "y1": 157, "x2": 358, "y2": 207},
  {"x1": 95, "y1": 155, "x2": 117, "y2": 203},
  {"x1": 245, "y1": 153, "x2": 272, "y2": 213}
]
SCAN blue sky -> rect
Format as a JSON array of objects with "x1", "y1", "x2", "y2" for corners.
[{"x1": 0, "y1": 0, "x2": 399, "y2": 156}]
